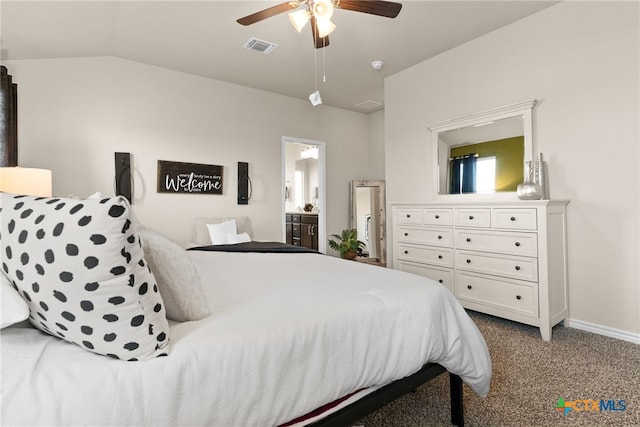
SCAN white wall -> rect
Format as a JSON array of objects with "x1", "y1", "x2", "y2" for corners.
[
  {"x1": 7, "y1": 56, "x2": 372, "y2": 244},
  {"x1": 384, "y1": 2, "x2": 640, "y2": 336},
  {"x1": 366, "y1": 109, "x2": 386, "y2": 180}
]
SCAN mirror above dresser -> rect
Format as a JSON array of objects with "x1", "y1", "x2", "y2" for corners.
[{"x1": 428, "y1": 100, "x2": 536, "y2": 199}]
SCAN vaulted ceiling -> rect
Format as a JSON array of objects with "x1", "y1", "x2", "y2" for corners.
[{"x1": 0, "y1": 1, "x2": 558, "y2": 112}]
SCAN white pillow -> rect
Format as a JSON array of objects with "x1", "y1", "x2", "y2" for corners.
[
  {"x1": 194, "y1": 216, "x2": 252, "y2": 245},
  {"x1": 66, "y1": 191, "x2": 103, "y2": 200},
  {"x1": 1, "y1": 273, "x2": 29, "y2": 329},
  {"x1": 87, "y1": 191, "x2": 103, "y2": 199},
  {"x1": 206, "y1": 220, "x2": 237, "y2": 245},
  {"x1": 0, "y1": 193, "x2": 170, "y2": 361},
  {"x1": 138, "y1": 227, "x2": 210, "y2": 322},
  {"x1": 226, "y1": 232, "x2": 252, "y2": 244}
]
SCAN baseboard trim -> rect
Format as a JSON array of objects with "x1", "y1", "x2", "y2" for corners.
[{"x1": 566, "y1": 318, "x2": 640, "y2": 345}]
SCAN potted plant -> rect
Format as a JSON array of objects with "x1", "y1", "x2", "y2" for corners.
[{"x1": 328, "y1": 229, "x2": 366, "y2": 260}]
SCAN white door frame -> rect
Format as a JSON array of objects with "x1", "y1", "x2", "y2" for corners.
[{"x1": 282, "y1": 136, "x2": 326, "y2": 253}]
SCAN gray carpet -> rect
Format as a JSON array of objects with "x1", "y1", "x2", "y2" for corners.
[{"x1": 355, "y1": 311, "x2": 640, "y2": 426}]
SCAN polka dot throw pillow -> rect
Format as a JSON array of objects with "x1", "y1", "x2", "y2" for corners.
[{"x1": 0, "y1": 193, "x2": 170, "y2": 360}]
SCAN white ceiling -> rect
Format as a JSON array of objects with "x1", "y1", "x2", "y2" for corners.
[{"x1": 0, "y1": 1, "x2": 558, "y2": 113}]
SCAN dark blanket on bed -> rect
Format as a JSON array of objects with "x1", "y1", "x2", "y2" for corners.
[{"x1": 188, "y1": 241, "x2": 319, "y2": 254}]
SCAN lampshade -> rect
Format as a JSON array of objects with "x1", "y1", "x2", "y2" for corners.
[
  {"x1": 0, "y1": 167, "x2": 53, "y2": 197},
  {"x1": 289, "y1": 9, "x2": 310, "y2": 32},
  {"x1": 316, "y1": 18, "x2": 336, "y2": 37},
  {"x1": 312, "y1": 0, "x2": 334, "y2": 20}
]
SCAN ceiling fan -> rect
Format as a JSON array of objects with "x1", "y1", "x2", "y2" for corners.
[{"x1": 237, "y1": 0, "x2": 403, "y2": 49}]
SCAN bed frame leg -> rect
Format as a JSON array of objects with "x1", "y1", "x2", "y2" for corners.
[{"x1": 449, "y1": 373, "x2": 464, "y2": 426}]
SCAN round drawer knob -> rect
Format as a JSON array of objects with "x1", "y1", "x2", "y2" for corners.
[
  {"x1": 469, "y1": 215, "x2": 474, "y2": 220},
  {"x1": 438, "y1": 255, "x2": 443, "y2": 259},
  {"x1": 515, "y1": 242, "x2": 521, "y2": 247},
  {"x1": 435, "y1": 215, "x2": 440, "y2": 219},
  {"x1": 437, "y1": 235, "x2": 442, "y2": 240},
  {"x1": 404, "y1": 232, "x2": 409, "y2": 236},
  {"x1": 438, "y1": 279, "x2": 443, "y2": 284},
  {"x1": 515, "y1": 266, "x2": 521, "y2": 271},
  {"x1": 466, "y1": 259, "x2": 471, "y2": 264},
  {"x1": 467, "y1": 285, "x2": 472, "y2": 290},
  {"x1": 406, "y1": 214, "x2": 411, "y2": 218},
  {"x1": 510, "y1": 216, "x2": 516, "y2": 221},
  {"x1": 516, "y1": 295, "x2": 522, "y2": 300},
  {"x1": 466, "y1": 238, "x2": 471, "y2": 242},
  {"x1": 404, "y1": 250, "x2": 409, "y2": 254}
]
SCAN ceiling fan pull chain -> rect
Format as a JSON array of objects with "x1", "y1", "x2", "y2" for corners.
[
  {"x1": 322, "y1": 42, "x2": 327, "y2": 83},
  {"x1": 314, "y1": 41, "x2": 318, "y2": 91}
]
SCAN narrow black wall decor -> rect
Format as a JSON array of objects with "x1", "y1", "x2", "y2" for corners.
[
  {"x1": 157, "y1": 160, "x2": 223, "y2": 195},
  {"x1": 0, "y1": 66, "x2": 18, "y2": 167},
  {"x1": 237, "y1": 161, "x2": 249, "y2": 205},
  {"x1": 114, "y1": 152, "x2": 132, "y2": 203}
]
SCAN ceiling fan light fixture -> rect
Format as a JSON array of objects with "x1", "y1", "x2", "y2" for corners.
[
  {"x1": 289, "y1": 8, "x2": 310, "y2": 32},
  {"x1": 316, "y1": 18, "x2": 336, "y2": 38},
  {"x1": 312, "y1": 0, "x2": 334, "y2": 20}
]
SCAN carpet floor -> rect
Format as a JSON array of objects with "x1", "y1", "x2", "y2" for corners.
[{"x1": 355, "y1": 311, "x2": 640, "y2": 426}]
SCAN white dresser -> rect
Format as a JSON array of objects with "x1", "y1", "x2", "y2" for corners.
[{"x1": 392, "y1": 201, "x2": 569, "y2": 341}]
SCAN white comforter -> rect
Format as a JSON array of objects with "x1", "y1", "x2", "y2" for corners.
[{"x1": 1, "y1": 251, "x2": 491, "y2": 427}]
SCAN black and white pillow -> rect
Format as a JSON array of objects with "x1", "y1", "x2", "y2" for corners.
[{"x1": 0, "y1": 193, "x2": 170, "y2": 360}]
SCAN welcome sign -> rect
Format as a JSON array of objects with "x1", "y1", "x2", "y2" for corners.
[{"x1": 157, "y1": 160, "x2": 223, "y2": 195}]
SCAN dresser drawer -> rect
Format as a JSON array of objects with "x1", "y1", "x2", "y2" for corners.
[
  {"x1": 291, "y1": 223, "x2": 301, "y2": 238},
  {"x1": 455, "y1": 271, "x2": 538, "y2": 317},
  {"x1": 455, "y1": 250, "x2": 538, "y2": 282},
  {"x1": 301, "y1": 214, "x2": 318, "y2": 225},
  {"x1": 423, "y1": 209, "x2": 453, "y2": 226},
  {"x1": 455, "y1": 230, "x2": 538, "y2": 257},
  {"x1": 397, "y1": 227, "x2": 453, "y2": 247},
  {"x1": 397, "y1": 244, "x2": 453, "y2": 267},
  {"x1": 454, "y1": 208, "x2": 491, "y2": 228},
  {"x1": 492, "y1": 208, "x2": 537, "y2": 230},
  {"x1": 397, "y1": 261, "x2": 453, "y2": 292},
  {"x1": 396, "y1": 209, "x2": 422, "y2": 225}
]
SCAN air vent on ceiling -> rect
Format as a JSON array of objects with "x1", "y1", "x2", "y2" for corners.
[
  {"x1": 243, "y1": 37, "x2": 278, "y2": 55},
  {"x1": 354, "y1": 100, "x2": 384, "y2": 111}
]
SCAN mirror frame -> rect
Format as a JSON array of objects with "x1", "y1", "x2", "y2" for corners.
[
  {"x1": 350, "y1": 180, "x2": 386, "y2": 266},
  {"x1": 428, "y1": 99, "x2": 537, "y2": 200}
]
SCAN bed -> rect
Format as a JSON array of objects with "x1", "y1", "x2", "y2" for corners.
[{"x1": 0, "y1": 193, "x2": 491, "y2": 426}]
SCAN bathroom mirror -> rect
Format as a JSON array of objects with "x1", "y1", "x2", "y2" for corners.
[
  {"x1": 285, "y1": 142, "x2": 321, "y2": 213},
  {"x1": 429, "y1": 100, "x2": 536, "y2": 198},
  {"x1": 294, "y1": 158, "x2": 319, "y2": 208},
  {"x1": 350, "y1": 180, "x2": 386, "y2": 266}
]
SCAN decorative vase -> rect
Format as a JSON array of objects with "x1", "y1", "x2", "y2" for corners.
[
  {"x1": 517, "y1": 160, "x2": 543, "y2": 200},
  {"x1": 342, "y1": 250, "x2": 357, "y2": 260},
  {"x1": 517, "y1": 182, "x2": 543, "y2": 200},
  {"x1": 533, "y1": 153, "x2": 547, "y2": 199}
]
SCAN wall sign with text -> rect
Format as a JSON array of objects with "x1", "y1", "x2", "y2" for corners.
[{"x1": 157, "y1": 160, "x2": 223, "y2": 195}]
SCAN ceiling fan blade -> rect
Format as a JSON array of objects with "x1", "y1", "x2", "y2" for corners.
[
  {"x1": 237, "y1": 2, "x2": 299, "y2": 26},
  {"x1": 310, "y1": 16, "x2": 330, "y2": 49},
  {"x1": 336, "y1": 0, "x2": 402, "y2": 18}
]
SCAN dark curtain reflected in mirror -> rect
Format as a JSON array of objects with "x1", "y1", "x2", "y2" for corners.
[
  {"x1": 1, "y1": 66, "x2": 18, "y2": 167},
  {"x1": 449, "y1": 155, "x2": 477, "y2": 194}
]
